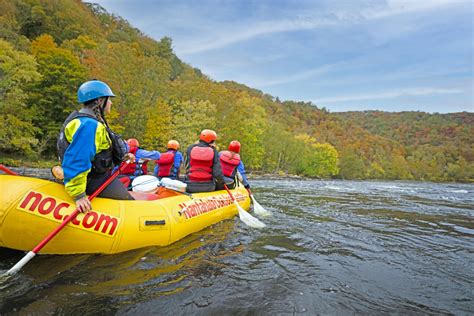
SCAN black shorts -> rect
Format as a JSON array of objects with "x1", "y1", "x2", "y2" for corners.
[
  {"x1": 185, "y1": 181, "x2": 215, "y2": 193},
  {"x1": 86, "y1": 173, "x2": 134, "y2": 200}
]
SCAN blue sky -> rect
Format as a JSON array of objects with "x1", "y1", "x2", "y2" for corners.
[{"x1": 93, "y1": 0, "x2": 473, "y2": 113}]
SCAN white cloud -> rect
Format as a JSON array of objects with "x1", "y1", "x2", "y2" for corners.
[
  {"x1": 248, "y1": 64, "x2": 335, "y2": 87},
  {"x1": 381, "y1": 0, "x2": 459, "y2": 16},
  {"x1": 177, "y1": 0, "x2": 463, "y2": 55},
  {"x1": 314, "y1": 87, "x2": 464, "y2": 103},
  {"x1": 177, "y1": 18, "x2": 333, "y2": 55}
]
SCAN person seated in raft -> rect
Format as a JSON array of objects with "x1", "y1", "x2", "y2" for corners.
[
  {"x1": 153, "y1": 140, "x2": 183, "y2": 180},
  {"x1": 183, "y1": 129, "x2": 232, "y2": 193},
  {"x1": 57, "y1": 80, "x2": 136, "y2": 212},
  {"x1": 216, "y1": 140, "x2": 251, "y2": 192},
  {"x1": 119, "y1": 138, "x2": 161, "y2": 188}
]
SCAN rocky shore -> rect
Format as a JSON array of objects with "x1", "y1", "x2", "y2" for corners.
[{"x1": 7, "y1": 167, "x2": 55, "y2": 180}]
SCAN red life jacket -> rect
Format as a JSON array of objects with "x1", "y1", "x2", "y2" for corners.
[
  {"x1": 155, "y1": 151, "x2": 176, "y2": 177},
  {"x1": 219, "y1": 151, "x2": 241, "y2": 177},
  {"x1": 188, "y1": 146, "x2": 214, "y2": 182},
  {"x1": 122, "y1": 146, "x2": 148, "y2": 175}
]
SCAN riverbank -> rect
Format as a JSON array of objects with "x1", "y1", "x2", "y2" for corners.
[
  {"x1": 1, "y1": 165, "x2": 472, "y2": 184},
  {"x1": 1, "y1": 154, "x2": 473, "y2": 183},
  {"x1": 4, "y1": 166, "x2": 55, "y2": 180}
]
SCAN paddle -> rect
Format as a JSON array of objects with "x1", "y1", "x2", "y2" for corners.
[
  {"x1": 4, "y1": 160, "x2": 130, "y2": 275},
  {"x1": 247, "y1": 188, "x2": 272, "y2": 217},
  {"x1": 0, "y1": 164, "x2": 18, "y2": 176},
  {"x1": 223, "y1": 184, "x2": 266, "y2": 228}
]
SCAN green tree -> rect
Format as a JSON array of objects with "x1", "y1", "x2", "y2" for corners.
[
  {"x1": 261, "y1": 121, "x2": 296, "y2": 174},
  {"x1": 338, "y1": 148, "x2": 369, "y2": 179},
  {"x1": 293, "y1": 134, "x2": 339, "y2": 177},
  {"x1": 89, "y1": 41, "x2": 171, "y2": 139},
  {"x1": 142, "y1": 100, "x2": 173, "y2": 150},
  {"x1": 217, "y1": 96, "x2": 267, "y2": 169},
  {"x1": 61, "y1": 35, "x2": 98, "y2": 61},
  {"x1": 0, "y1": 39, "x2": 41, "y2": 155},
  {"x1": 170, "y1": 99, "x2": 217, "y2": 148},
  {"x1": 29, "y1": 34, "x2": 87, "y2": 156}
]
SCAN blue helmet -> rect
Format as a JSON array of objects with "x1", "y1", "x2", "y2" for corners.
[{"x1": 77, "y1": 80, "x2": 115, "y2": 103}]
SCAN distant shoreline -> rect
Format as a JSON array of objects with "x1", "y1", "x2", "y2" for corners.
[{"x1": 3, "y1": 167, "x2": 472, "y2": 184}]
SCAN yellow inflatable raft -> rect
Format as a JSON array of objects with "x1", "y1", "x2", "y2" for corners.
[{"x1": 0, "y1": 175, "x2": 250, "y2": 255}]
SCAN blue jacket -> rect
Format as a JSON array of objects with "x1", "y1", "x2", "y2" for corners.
[
  {"x1": 62, "y1": 111, "x2": 111, "y2": 200},
  {"x1": 236, "y1": 160, "x2": 250, "y2": 187},
  {"x1": 133, "y1": 147, "x2": 161, "y2": 176}
]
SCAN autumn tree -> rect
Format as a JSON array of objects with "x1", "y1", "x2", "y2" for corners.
[
  {"x1": 141, "y1": 100, "x2": 173, "y2": 150},
  {"x1": 89, "y1": 41, "x2": 171, "y2": 139},
  {"x1": 216, "y1": 96, "x2": 267, "y2": 169},
  {"x1": 293, "y1": 134, "x2": 339, "y2": 177},
  {"x1": 0, "y1": 39, "x2": 41, "y2": 155},
  {"x1": 170, "y1": 99, "x2": 217, "y2": 149},
  {"x1": 29, "y1": 34, "x2": 87, "y2": 156}
]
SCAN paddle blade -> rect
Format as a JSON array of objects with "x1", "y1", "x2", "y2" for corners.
[
  {"x1": 234, "y1": 201, "x2": 266, "y2": 228},
  {"x1": 251, "y1": 195, "x2": 272, "y2": 217}
]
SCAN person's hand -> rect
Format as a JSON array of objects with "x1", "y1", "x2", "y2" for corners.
[
  {"x1": 51, "y1": 165, "x2": 64, "y2": 180},
  {"x1": 123, "y1": 153, "x2": 136, "y2": 163},
  {"x1": 76, "y1": 196, "x2": 92, "y2": 213}
]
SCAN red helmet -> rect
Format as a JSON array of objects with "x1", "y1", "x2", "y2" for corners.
[
  {"x1": 167, "y1": 140, "x2": 180, "y2": 150},
  {"x1": 199, "y1": 129, "x2": 217, "y2": 143},
  {"x1": 228, "y1": 140, "x2": 241, "y2": 153},
  {"x1": 127, "y1": 138, "x2": 139, "y2": 148}
]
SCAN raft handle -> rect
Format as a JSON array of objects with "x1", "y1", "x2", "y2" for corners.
[{"x1": 145, "y1": 220, "x2": 166, "y2": 226}]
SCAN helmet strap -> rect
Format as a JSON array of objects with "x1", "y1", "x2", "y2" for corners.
[{"x1": 96, "y1": 97, "x2": 110, "y2": 127}]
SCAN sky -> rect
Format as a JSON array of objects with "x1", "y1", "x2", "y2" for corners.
[{"x1": 93, "y1": 0, "x2": 473, "y2": 113}]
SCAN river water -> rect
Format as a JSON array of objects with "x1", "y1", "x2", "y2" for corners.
[{"x1": 0, "y1": 179, "x2": 473, "y2": 315}]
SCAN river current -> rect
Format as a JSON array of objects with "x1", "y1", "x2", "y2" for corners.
[{"x1": 1, "y1": 179, "x2": 473, "y2": 314}]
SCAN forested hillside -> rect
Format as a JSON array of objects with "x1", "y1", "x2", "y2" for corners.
[
  {"x1": 1, "y1": 0, "x2": 472, "y2": 181},
  {"x1": 334, "y1": 111, "x2": 473, "y2": 180}
]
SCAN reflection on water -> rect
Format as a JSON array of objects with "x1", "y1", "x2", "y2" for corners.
[{"x1": 1, "y1": 180, "x2": 473, "y2": 314}]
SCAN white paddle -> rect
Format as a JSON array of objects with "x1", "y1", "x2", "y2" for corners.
[
  {"x1": 224, "y1": 184, "x2": 265, "y2": 228},
  {"x1": 249, "y1": 192, "x2": 272, "y2": 217}
]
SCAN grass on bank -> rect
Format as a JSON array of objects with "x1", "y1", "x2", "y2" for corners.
[{"x1": 0, "y1": 154, "x2": 57, "y2": 168}]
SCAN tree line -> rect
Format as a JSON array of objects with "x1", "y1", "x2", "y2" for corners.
[{"x1": 0, "y1": 0, "x2": 472, "y2": 182}]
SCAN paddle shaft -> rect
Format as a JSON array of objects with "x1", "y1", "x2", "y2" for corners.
[
  {"x1": 0, "y1": 164, "x2": 18, "y2": 176},
  {"x1": 6, "y1": 161, "x2": 129, "y2": 275},
  {"x1": 223, "y1": 184, "x2": 236, "y2": 201},
  {"x1": 32, "y1": 162, "x2": 128, "y2": 253}
]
